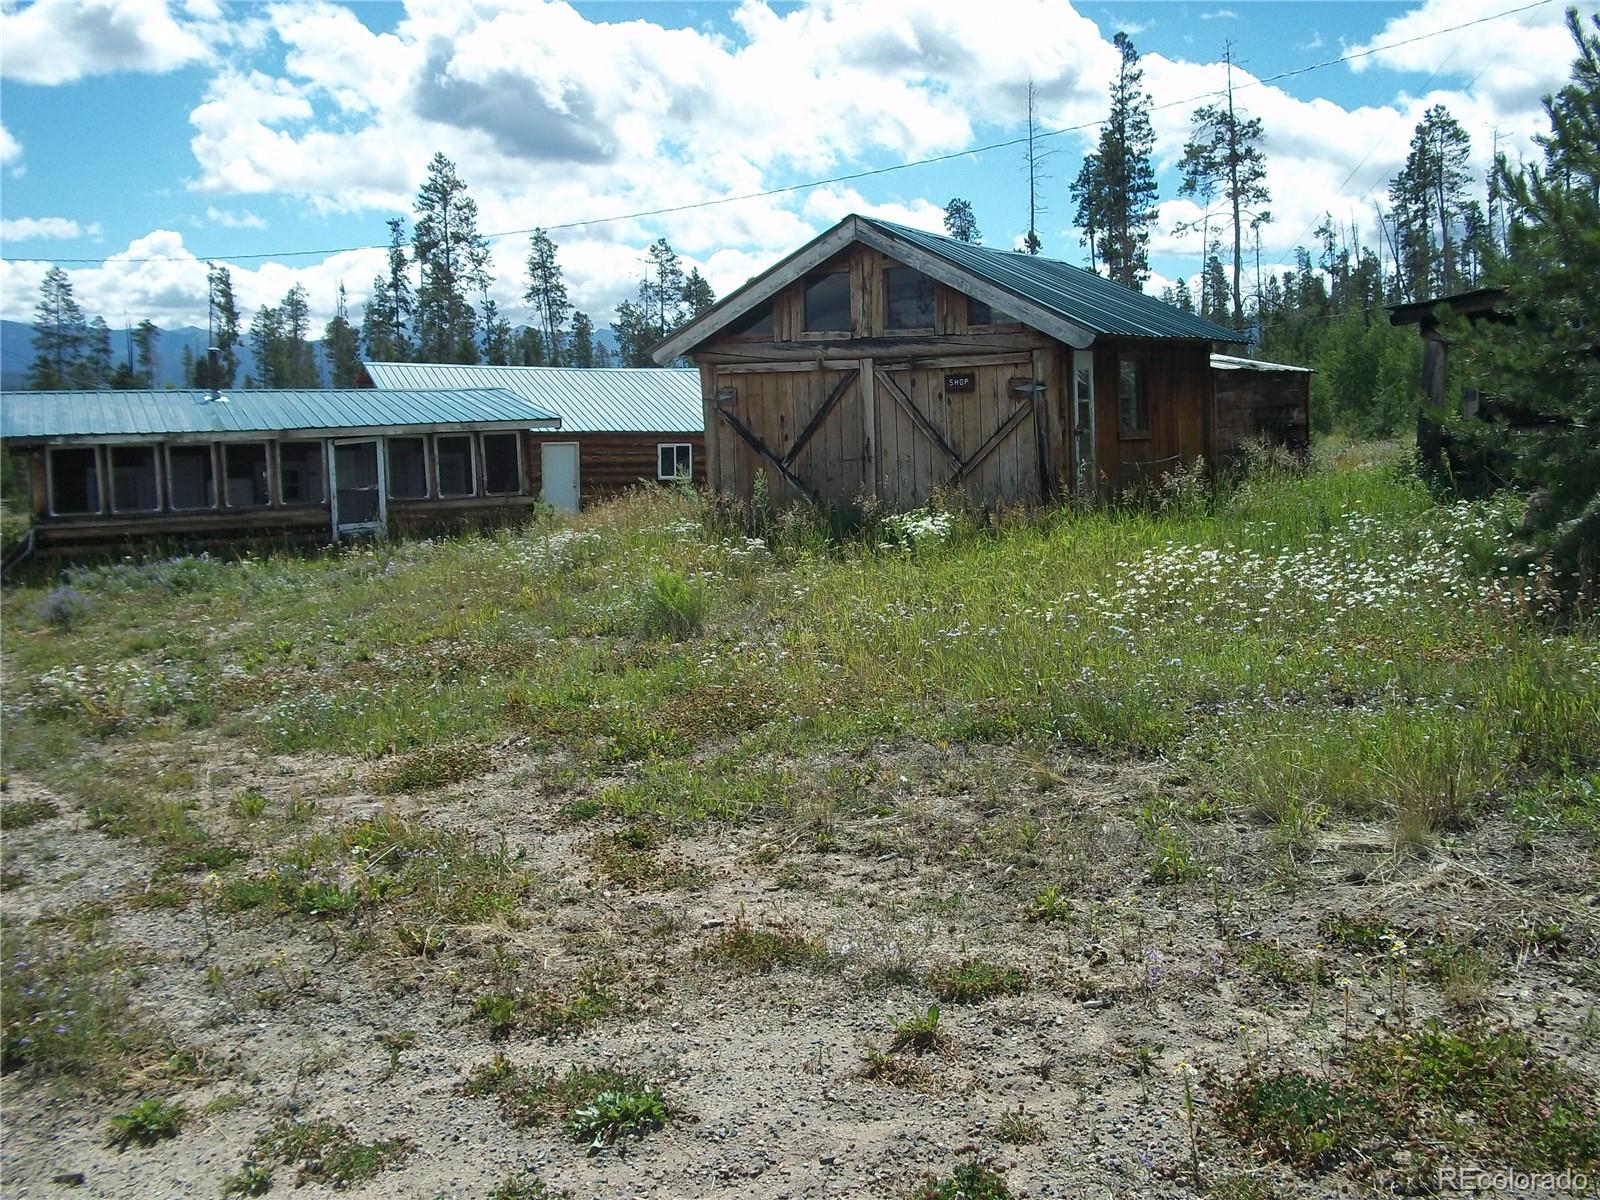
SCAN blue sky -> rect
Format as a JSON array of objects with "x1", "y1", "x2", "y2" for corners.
[{"x1": 0, "y1": 0, "x2": 1585, "y2": 331}]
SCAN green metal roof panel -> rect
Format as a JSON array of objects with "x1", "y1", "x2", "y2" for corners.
[
  {"x1": 362, "y1": 363, "x2": 702, "y2": 434},
  {"x1": 0, "y1": 387, "x2": 559, "y2": 441},
  {"x1": 862, "y1": 218, "x2": 1246, "y2": 343}
]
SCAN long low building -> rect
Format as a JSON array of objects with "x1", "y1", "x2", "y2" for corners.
[
  {"x1": 361, "y1": 362, "x2": 705, "y2": 511},
  {"x1": 1, "y1": 385, "x2": 560, "y2": 555}
]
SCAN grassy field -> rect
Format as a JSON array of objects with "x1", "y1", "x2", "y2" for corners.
[{"x1": 2, "y1": 442, "x2": 1597, "y2": 1199}]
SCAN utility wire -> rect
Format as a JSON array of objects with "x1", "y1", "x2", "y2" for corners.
[{"x1": 1, "y1": 0, "x2": 1562, "y2": 268}]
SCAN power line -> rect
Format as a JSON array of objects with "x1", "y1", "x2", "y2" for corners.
[{"x1": 1, "y1": 0, "x2": 1562, "y2": 269}]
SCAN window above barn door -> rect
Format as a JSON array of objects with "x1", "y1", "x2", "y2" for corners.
[
  {"x1": 802, "y1": 273, "x2": 851, "y2": 332},
  {"x1": 885, "y1": 267, "x2": 936, "y2": 330}
]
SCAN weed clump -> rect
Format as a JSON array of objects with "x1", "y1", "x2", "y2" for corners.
[
  {"x1": 890, "y1": 1005, "x2": 949, "y2": 1055},
  {"x1": 929, "y1": 958, "x2": 1028, "y2": 1004},
  {"x1": 368, "y1": 741, "x2": 492, "y2": 794},
  {"x1": 635, "y1": 568, "x2": 712, "y2": 639},
  {"x1": 700, "y1": 918, "x2": 826, "y2": 972},
  {"x1": 464, "y1": 1056, "x2": 668, "y2": 1150},
  {"x1": 910, "y1": 1159, "x2": 1014, "y2": 1200},
  {"x1": 0, "y1": 797, "x2": 57, "y2": 830},
  {"x1": 1212, "y1": 1021, "x2": 1600, "y2": 1186},
  {"x1": 108, "y1": 1097, "x2": 186, "y2": 1147},
  {"x1": 251, "y1": 1118, "x2": 412, "y2": 1188}
]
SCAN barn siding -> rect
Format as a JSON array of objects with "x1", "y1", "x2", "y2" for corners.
[{"x1": 1212, "y1": 368, "x2": 1310, "y2": 467}]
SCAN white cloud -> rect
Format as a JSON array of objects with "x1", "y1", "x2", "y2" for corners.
[
  {"x1": 0, "y1": 0, "x2": 210, "y2": 85},
  {"x1": 0, "y1": 216, "x2": 101, "y2": 240},
  {"x1": 0, "y1": 122, "x2": 20, "y2": 167},
  {"x1": 204, "y1": 206, "x2": 267, "y2": 229},
  {"x1": 1200, "y1": 9, "x2": 1238, "y2": 21}
]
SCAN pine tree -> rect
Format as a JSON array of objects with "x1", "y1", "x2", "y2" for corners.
[
  {"x1": 567, "y1": 311, "x2": 596, "y2": 368},
  {"x1": 682, "y1": 268, "x2": 716, "y2": 319},
  {"x1": 79, "y1": 316, "x2": 114, "y2": 389},
  {"x1": 133, "y1": 319, "x2": 161, "y2": 387},
  {"x1": 1456, "y1": 8, "x2": 1600, "y2": 605},
  {"x1": 279, "y1": 285, "x2": 319, "y2": 386},
  {"x1": 480, "y1": 299, "x2": 514, "y2": 365},
  {"x1": 611, "y1": 293, "x2": 657, "y2": 367},
  {"x1": 514, "y1": 327, "x2": 546, "y2": 367},
  {"x1": 413, "y1": 152, "x2": 490, "y2": 363},
  {"x1": 200, "y1": 263, "x2": 243, "y2": 388},
  {"x1": 28, "y1": 267, "x2": 85, "y2": 389},
  {"x1": 640, "y1": 239, "x2": 686, "y2": 342},
  {"x1": 943, "y1": 198, "x2": 981, "y2": 243},
  {"x1": 362, "y1": 218, "x2": 415, "y2": 362},
  {"x1": 1021, "y1": 81, "x2": 1050, "y2": 255},
  {"x1": 1073, "y1": 32, "x2": 1158, "y2": 289},
  {"x1": 1388, "y1": 105, "x2": 1472, "y2": 299},
  {"x1": 522, "y1": 228, "x2": 571, "y2": 367},
  {"x1": 1179, "y1": 43, "x2": 1270, "y2": 329},
  {"x1": 250, "y1": 304, "x2": 286, "y2": 387},
  {"x1": 323, "y1": 283, "x2": 362, "y2": 387}
]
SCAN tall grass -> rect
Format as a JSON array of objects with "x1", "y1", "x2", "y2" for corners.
[{"x1": 3, "y1": 456, "x2": 1594, "y2": 841}]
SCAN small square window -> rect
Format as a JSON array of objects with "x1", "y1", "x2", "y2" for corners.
[
  {"x1": 168, "y1": 445, "x2": 217, "y2": 510},
  {"x1": 802, "y1": 273, "x2": 851, "y2": 332},
  {"x1": 279, "y1": 442, "x2": 326, "y2": 505},
  {"x1": 110, "y1": 446, "x2": 160, "y2": 513},
  {"x1": 224, "y1": 443, "x2": 270, "y2": 507},
  {"x1": 387, "y1": 437, "x2": 429, "y2": 500},
  {"x1": 1118, "y1": 359, "x2": 1149, "y2": 437},
  {"x1": 49, "y1": 447, "x2": 100, "y2": 515},
  {"x1": 885, "y1": 267, "x2": 935, "y2": 330},
  {"x1": 657, "y1": 443, "x2": 693, "y2": 481},
  {"x1": 482, "y1": 433, "x2": 521, "y2": 494},
  {"x1": 436, "y1": 434, "x2": 475, "y2": 497}
]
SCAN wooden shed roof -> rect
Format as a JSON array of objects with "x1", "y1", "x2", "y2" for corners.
[{"x1": 654, "y1": 214, "x2": 1245, "y2": 362}]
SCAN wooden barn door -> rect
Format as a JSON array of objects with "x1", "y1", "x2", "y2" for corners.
[
  {"x1": 711, "y1": 366, "x2": 867, "y2": 508},
  {"x1": 872, "y1": 359, "x2": 1044, "y2": 510}
]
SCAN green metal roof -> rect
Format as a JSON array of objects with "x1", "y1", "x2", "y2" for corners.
[
  {"x1": 363, "y1": 363, "x2": 701, "y2": 434},
  {"x1": 861, "y1": 218, "x2": 1245, "y2": 342},
  {"x1": 0, "y1": 387, "x2": 560, "y2": 442}
]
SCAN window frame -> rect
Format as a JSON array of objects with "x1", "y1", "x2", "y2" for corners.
[
  {"x1": 433, "y1": 432, "x2": 477, "y2": 498},
  {"x1": 385, "y1": 435, "x2": 432, "y2": 501},
  {"x1": 107, "y1": 444, "x2": 162, "y2": 515},
  {"x1": 1117, "y1": 357, "x2": 1151, "y2": 440},
  {"x1": 277, "y1": 440, "x2": 327, "y2": 507},
  {"x1": 883, "y1": 266, "x2": 937, "y2": 332},
  {"x1": 480, "y1": 432, "x2": 523, "y2": 496},
  {"x1": 800, "y1": 271, "x2": 852, "y2": 335},
  {"x1": 165, "y1": 443, "x2": 220, "y2": 512},
  {"x1": 221, "y1": 441, "x2": 272, "y2": 509},
  {"x1": 656, "y1": 442, "x2": 693, "y2": 482},
  {"x1": 46, "y1": 445, "x2": 104, "y2": 518}
]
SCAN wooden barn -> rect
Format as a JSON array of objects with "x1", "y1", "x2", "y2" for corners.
[
  {"x1": 362, "y1": 363, "x2": 704, "y2": 512},
  {"x1": 1210, "y1": 354, "x2": 1313, "y2": 467},
  {"x1": 1, "y1": 385, "x2": 559, "y2": 557},
  {"x1": 653, "y1": 214, "x2": 1243, "y2": 510}
]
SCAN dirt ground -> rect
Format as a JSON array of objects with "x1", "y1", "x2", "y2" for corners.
[{"x1": 2, "y1": 735, "x2": 1597, "y2": 1199}]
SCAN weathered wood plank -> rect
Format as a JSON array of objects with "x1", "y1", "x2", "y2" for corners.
[
  {"x1": 876, "y1": 370, "x2": 961, "y2": 473},
  {"x1": 782, "y1": 369, "x2": 858, "y2": 469},
  {"x1": 715, "y1": 407, "x2": 817, "y2": 502}
]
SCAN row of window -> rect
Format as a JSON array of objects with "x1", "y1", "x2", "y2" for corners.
[
  {"x1": 45, "y1": 432, "x2": 524, "y2": 518},
  {"x1": 726, "y1": 266, "x2": 1018, "y2": 339}
]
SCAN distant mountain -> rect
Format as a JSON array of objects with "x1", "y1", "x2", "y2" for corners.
[{"x1": 2, "y1": 318, "x2": 628, "y2": 392}]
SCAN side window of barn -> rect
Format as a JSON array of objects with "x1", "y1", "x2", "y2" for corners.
[{"x1": 1118, "y1": 358, "x2": 1149, "y2": 437}]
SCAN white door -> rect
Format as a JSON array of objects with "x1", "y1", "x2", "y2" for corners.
[
  {"x1": 541, "y1": 442, "x2": 580, "y2": 513},
  {"x1": 331, "y1": 438, "x2": 387, "y2": 538}
]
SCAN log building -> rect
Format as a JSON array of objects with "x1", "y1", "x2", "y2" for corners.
[{"x1": 653, "y1": 214, "x2": 1244, "y2": 510}]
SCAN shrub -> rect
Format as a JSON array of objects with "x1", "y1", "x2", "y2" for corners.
[
  {"x1": 910, "y1": 1159, "x2": 1014, "y2": 1200},
  {"x1": 635, "y1": 568, "x2": 712, "y2": 638},
  {"x1": 566, "y1": 1086, "x2": 667, "y2": 1152},
  {"x1": 37, "y1": 586, "x2": 92, "y2": 630}
]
